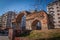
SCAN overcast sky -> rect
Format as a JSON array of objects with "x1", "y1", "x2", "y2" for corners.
[{"x1": 0, "y1": 0, "x2": 55, "y2": 16}]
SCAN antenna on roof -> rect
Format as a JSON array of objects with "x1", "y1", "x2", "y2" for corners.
[
  {"x1": 34, "y1": 0, "x2": 39, "y2": 11},
  {"x1": 29, "y1": 0, "x2": 42, "y2": 12},
  {"x1": 33, "y1": 0, "x2": 41, "y2": 11}
]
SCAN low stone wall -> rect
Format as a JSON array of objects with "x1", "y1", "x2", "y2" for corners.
[{"x1": 9, "y1": 29, "x2": 60, "y2": 40}]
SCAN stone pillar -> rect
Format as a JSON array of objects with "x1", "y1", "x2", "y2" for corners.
[
  {"x1": 41, "y1": 20, "x2": 48, "y2": 30},
  {"x1": 16, "y1": 23, "x2": 21, "y2": 30},
  {"x1": 26, "y1": 21, "x2": 32, "y2": 30},
  {"x1": 8, "y1": 28, "x2": 13, "y2": 40},
  {"x1": 42, "y1": 23, "x2": 48, "y2": 30}
]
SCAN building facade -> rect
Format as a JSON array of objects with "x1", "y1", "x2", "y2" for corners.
[
  {"x1": 47, "y1": 0, "x2": 60, "y2": 28},
  {"x1": 0, "y1": 16, "x2": 2, "y2": 27},
  {"x1": 2, "y1": 11, "x2": 17, "y2": 29}
]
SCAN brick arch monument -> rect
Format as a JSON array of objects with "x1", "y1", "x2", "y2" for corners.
[
  {"x1": 12, "y1": 10, "x2": 48, "y2": 30},
  {"x1": 26, "y1": 10, "x2": 48, "y2": 30}
]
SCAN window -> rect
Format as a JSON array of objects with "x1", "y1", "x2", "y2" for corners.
[
  {"x1": 59, "y1": 3, "x2": 60, "y2": 6},
  {"x1": 56, "y1": 2, "x2": 58, "y2": 5},
  {"x1": 57, "y1": 13, "x2": 60, "y2": 15},
  {"x1": 57, "y1": 10, "x2": 60, "y2": 12},
  {"x1": 58, "y1": 21, "x2": 60, "y2": 23},
  {"x1": 52, "y1": 13, "x2": 55, "y2": 16},
  {"x1": 49, "y1": 11, "x2": 54, "y2": 16},
  {"x1": 49, "y1": 11, "x2": 54, "y2": 13},
  {"x1": 56, "y1": 7, "x2": 59, "y2": 8},
  {"x1": 58, "y1": 25, "x2": 60, "y2": 27},
  {"x1": 48, "y1": 7, "x2": 54, "y2": 10},
  {"x1": 53, "y1": 21, "x2": 56, "y2": 23},
  {"x1": 58, "y1": 17, "x2": 60, "y2": 19}
]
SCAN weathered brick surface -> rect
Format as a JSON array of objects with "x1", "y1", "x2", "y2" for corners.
[{"x1": 14, "y1": 11, "x2": 48, "y2": 30}]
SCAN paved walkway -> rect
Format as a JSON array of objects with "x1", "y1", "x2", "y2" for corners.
[{"x1": 0, "y1": 36, "x2": 9, "y2": 40}]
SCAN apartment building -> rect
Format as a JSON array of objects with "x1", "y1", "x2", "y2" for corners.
[
  {"x1": 2, "y1": 11, "x2": 17, "y2": 29},
  {"x1": 0, "y1": 16, "x2": 2, "y2": 27},
  {"x1": 47, "y1": 0, "x2": 60, "y2": 28}
]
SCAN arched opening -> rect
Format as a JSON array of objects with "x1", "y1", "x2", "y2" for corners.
[
  {"x1": 13, "y1": 12, "x2": 26, "y2": 37},
  {"x1": 31, "y1": 20, "x2": 41, "y2": 30},
  {"x1": 16, "y1": 13, "x2": 26, "y2": 30},
  {"x1": 21, "y1": 15, "x2": 26, "y2": 30}
]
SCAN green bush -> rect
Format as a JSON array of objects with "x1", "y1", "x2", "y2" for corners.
[
  {"x1": 51, "y1": 32, "x2": 60, "y2": 37},
  {"x1": 27, "y1": 30, "x2": 60, "y2": 39}
]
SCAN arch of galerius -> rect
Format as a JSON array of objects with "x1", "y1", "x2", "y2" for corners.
[{"x1": 12, "y1": 10, "x2": 48, "y2": 30}]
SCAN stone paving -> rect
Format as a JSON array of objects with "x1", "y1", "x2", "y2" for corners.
[{"x1": 0, "y1": 36, "x2": 9, "y2": 40}]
